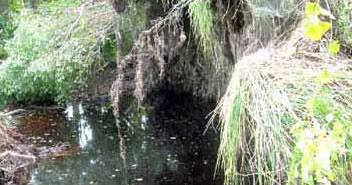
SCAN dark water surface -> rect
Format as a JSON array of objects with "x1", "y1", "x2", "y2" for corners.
[{"x1": 16, "y1": 94, "x2": 222, "y2": 185}]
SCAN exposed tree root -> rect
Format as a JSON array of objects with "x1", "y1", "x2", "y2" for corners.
[{"x1": 110, "y1": 4, "x2": 236, "y2": 116}]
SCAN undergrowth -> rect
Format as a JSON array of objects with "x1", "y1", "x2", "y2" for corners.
[
  {"x1": 0, "y1": 12, "x2": 17, "y2": 59},
  {"x1": 0, "y1": 0, "x2": 117, "y2": 105},
  {"x1": 213, "y1": 1, "x2": 352, "y2": 185},
  {"x1": 288, "y1": 2, "x2": 352, "y2": 184},
  {"x1": 289, "y1": 70, "x2": 352, "y2": 184}
]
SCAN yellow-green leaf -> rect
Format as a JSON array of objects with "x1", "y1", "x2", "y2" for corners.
[
  {"x1": 305, "y1": 2, "x2": 321, "y2": 16},
  {"x1": 304, "y1": 21, "x2": 331, "y2": 41},
  {"x1": 327, "y1": 40, "x2": 340, "y2": 55},
  {"x1": 306, "y1": 97, "x2": 315, "y2": 113},
  {"x1": 327, "y1": 172, "x2": 336, "y2": 182},
  {"x1": 315, "y1": 69, "x2": 332, "y2": 85}
]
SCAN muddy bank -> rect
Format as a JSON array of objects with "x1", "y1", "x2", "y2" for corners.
[
  {"x1": 0, "y1": 115, "x2": 36, "y2": 185},
  {"x1": 0, "y1": 110, "x2": 81, "y2": 185}
]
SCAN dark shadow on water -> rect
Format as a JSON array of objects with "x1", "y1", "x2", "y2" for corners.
[
  {"x1": 16, "y1": 92, "x2": 223, "y2": 185},
  {"x1": 147, "y1": 90, "x2": 222, "y2": 185}
]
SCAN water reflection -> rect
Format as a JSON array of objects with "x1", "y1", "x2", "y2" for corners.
[
  {"x1": 65, "y1": 104, "x2": 74, "y2": 121},
  {"x1": 78, "y1": 115, "x2": 92, "y2": 148},
  {"x1": 64, "y1": 103, "x2": 93, "y2": 148},
  {"x1": 18, "y1": 95, "x2": 222, "y2": 185}
]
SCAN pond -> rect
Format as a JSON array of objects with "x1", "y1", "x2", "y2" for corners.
[{"x1": 16, "y1": 93, "x2": 222, "y2": 185}]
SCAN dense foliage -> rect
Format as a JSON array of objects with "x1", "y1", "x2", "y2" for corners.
[{"x1": 0, "y1": 0, "x2": 117, "y2": 105}]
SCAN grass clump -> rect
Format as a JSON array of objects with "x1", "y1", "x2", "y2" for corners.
[
  {"x1": 0, "y1": 0, "x2": 117, "y2": 105},
  {"x1": 212, "y1": 26, "x2": 352, "y2": 184},
  {"x1": 212, "y1": 49, "x2": 294, "y2": 185}
]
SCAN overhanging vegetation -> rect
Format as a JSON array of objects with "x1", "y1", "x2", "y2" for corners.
[{"x1": 0, "y1": 0, "x2": 118, "y2": 105}]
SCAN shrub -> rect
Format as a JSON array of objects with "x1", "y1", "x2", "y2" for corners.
[{"x1": 0, "y1": 0, "x2": 117, "y2": 105}]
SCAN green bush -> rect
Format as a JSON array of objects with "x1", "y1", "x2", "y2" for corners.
[
  {"x1": 0, "y1": 11, "x2": 17, "y2": 59},
  {"x1": 119, "y1": 1, "x2": 148, "y2": 56},
  {"x1": 0, "y1": 0, "x2": 117, "y2": 105}
]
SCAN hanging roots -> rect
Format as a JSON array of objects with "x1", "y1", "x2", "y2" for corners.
[{"x1": 110, "y1": 4, "x2": 235, "y2": 116}]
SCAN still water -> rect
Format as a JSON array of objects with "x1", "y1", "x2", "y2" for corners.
[{"x1": 16, "y1": 94, "x2": 222, "y2": 185}]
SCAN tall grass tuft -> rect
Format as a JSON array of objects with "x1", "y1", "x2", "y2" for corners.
[
  {"x1": 213, "y1": 50, "x2": 294, "y2": 185},
  {"x1": 211, "y1": 26, "x2": 352, "y2": 184}
]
